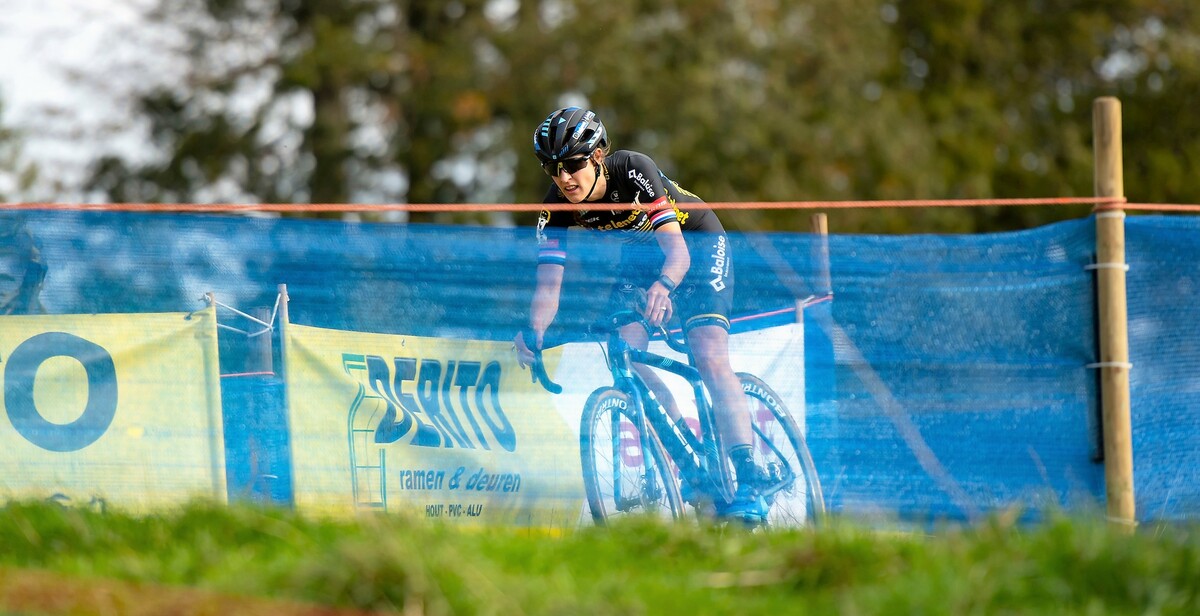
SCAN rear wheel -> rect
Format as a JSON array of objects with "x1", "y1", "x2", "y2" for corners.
[
  {"x1": 738, "y1": 373, "x2": 825, "y2": 527},
  {"x1": 579, "y1": 388, "x2": 683, "y2": 524}
]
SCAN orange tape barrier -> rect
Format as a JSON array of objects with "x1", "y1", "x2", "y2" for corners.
[
  {"x1": 0, "y1": 196, "x2": 1153, "y2": 213},
  {"x1": 1, "y1": 197, "x2": 1196, "y2": 213},
  {"x1": 1106, "y1": 203, "x2": 1200, "y2": 213}
]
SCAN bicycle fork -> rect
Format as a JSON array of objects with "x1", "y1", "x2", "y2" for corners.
[{"x1": 610, "y1": 379, "x2": 669, "y2": 512}]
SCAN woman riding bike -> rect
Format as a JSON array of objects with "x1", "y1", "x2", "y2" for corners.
[{"x1": 513, "y1": 106, "x2": 769, "y2": 522}]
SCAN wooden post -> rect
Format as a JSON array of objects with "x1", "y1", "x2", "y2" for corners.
[
  {"x1": 1093, "y1": 96, "x2": 1135, "y2": 528},
  {"x1": 807, "y1": 212, "x2": 832, "y2": 317},
  {"x1": 797, "y1": 212, "x2": 830, "y2": 319},
  {"x1": 810, "y1": 213, "x2": 830, "y2": 292},
  {"x1": 809, "y1": 212, "x2": 828, "y2": 235}
]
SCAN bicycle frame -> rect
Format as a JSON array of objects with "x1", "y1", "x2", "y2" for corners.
[
  {"x1": 530, "y1": 311, "x2": 824, "y2": 525},
  {"x1": 601, "y1": 331, "x2": 734, "y2": 506}
]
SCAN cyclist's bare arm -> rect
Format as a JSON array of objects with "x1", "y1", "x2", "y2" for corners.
[
  {"x1": 516, "y1": 262, "x2": 564, "y2": 367},
  {"x1": 646, "y1": 222, "x2": 689, "y2": 327}
]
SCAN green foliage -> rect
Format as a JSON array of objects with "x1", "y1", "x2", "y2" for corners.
[
  {"x1": 856, "y1": 0, "x2": 1200, "y2": 233},
  {"x1": 1, "y1": 500, "x2": 1199, "y2": 614},
  {"x1": 81, "y1": 1, "x2": 1200, "y2": 234}
]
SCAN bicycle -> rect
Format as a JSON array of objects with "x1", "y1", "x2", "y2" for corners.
[{"x1": 527, "y1": 310, "x2": 824, "y2": 527}]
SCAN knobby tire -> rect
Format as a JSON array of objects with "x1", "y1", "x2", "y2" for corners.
[
  {"x1": 737, "y1": 373, "x2": 826, "y2": 527},
  {"x1": 579, "y1": 387, "x2": 683, "y2": 524}
]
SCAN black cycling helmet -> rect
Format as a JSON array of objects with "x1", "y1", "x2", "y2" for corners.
[{"x1": 533, "y1": 107, "x2": 608, "y2": 164}]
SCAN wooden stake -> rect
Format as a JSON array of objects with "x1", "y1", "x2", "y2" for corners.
[{"x1": 1093, "y1": 96, "x2": 1135, "y2": 528}]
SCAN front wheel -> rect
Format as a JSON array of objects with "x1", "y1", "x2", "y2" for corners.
[
  {"x1": 738, "y1": 373, "x2": 825, "y2": 527},
  {"x1": 580, "y1": 387, "x2": 683, "y2": 524}
]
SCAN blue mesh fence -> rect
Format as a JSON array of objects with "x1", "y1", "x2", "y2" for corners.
[
  {"x1": 0, "y1": 209, "x2": 1195, "y2": 524},
  {"x1": 1126, "y1": 215, "x2": 1200, "y2": 521},
  {"x1": 819, "y1": 219, "x2": 1103, "y2": 522}
]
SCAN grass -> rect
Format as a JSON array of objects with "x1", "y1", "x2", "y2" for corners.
[{"x1": 0, "y1": 500, "x2": 1197, "y2": 615}]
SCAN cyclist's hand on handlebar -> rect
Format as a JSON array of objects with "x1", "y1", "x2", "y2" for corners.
[
  {"x1": 514, "y1": 329, "x2": 542, "y2": 369},
  {"x1": 645, "y1": 281, "x2": 674, "y2": 328}
]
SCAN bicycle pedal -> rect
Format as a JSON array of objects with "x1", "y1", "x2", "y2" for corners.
[
  {"x1": 733, "y1": 513, "x2": 768, "y2": 528},
  {"x1": 616, "y1": 496, "x2": 643, "y2": 512},
  {"x1": 710, "y1": 512, "x2": 766, "y2": 529}
]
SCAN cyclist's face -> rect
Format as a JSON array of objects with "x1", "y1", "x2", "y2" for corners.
[{"x1": 548, "y1": 151, "x2": 600, "y2": 203}]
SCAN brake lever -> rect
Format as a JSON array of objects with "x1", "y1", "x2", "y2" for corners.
[
  {"x1": 529, "y1": 348, "x2": 563, "y2": 394},
  {"x1": 520, "y1": 328, "x2": 563, "y2": 394}
]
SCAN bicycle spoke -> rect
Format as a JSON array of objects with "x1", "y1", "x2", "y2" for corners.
[
  {"x1": 580, "y1": 388, "x2": 681, "y2": 523},
  {"x1": 739, "y1": 373, "x2": 825, "y2": 528}
]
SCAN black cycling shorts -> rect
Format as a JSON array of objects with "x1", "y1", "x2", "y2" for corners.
[{"x1": 608, "y1": 232, "x2": 735, "y2": 332}]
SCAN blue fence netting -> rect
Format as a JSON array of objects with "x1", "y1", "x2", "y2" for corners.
[
  {"x1": 0, "y1": 209, "x2": 1196, "y2": 524},
  {"x1": 820, "y1": 219, "x2": 1102, "y2": 522},
  {"x1": 1126, "y1": 215, "x2": 1200, "y2": 520}
]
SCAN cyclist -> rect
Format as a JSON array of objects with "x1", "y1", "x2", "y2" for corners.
[{"x1": 513, "y1": 106, "x2": 769, "y2": 523}]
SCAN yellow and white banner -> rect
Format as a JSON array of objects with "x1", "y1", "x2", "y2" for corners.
[
  {"x1": 283, "y1": 323, "x2": 583, "y2": 529},
  {"x1": 0, "y1": 308, "x2": 225, "y2": 512}
]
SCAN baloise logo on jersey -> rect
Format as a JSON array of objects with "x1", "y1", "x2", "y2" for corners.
[
  {"x1": 342, "y1": 353, "x2": 517, "y2": 452},
  {"x1": 628, "y1": 169, "x2": 656, "y2": 199},
  {"x1": 709, "y1": 235, "x2": 730, "y2": 291}
]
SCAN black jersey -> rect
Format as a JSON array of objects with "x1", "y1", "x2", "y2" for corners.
[{"x1": 536, "y1": 150, "x2": 724, "y2": 266}]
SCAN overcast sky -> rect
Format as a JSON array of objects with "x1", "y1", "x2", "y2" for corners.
[{"x1": 0, "y1": 0, "x2": 157, "y2": 201}]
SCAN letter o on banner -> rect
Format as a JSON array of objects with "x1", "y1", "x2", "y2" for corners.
[{"x1": 4, "y1": 332, "x2": 118, "y2": 452}]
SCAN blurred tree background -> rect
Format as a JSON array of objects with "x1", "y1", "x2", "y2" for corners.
[
  {"x1": 20, "y1": 0, "x2": 1200, "y2": 233},
  {"x1": 0, "y1": 101, "x2": 38, "y2": 201}
]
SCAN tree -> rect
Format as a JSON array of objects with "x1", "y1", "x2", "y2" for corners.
[
  {"x1": 88, "y1": 0, "x2": 386, "y2": 206},
  {"x1": 495, "y1": 0, "x2": 912, "y2": 232},
  {"x1": 1106, "y1": 4, "x2": 1200, "y2": 207},
  {"x1": 85, "y1": 0, "x2": 910, "y2": 231},
  {"x1": 84, "y1": 0, "x2": 1200, "y2": 234},
  {"x1": 0, "y1": 100, "x2": 38, "y2": 201},
  {"x1": 84, "y1": 0, "x2": 539, "y2": 227},
  {"x1": 841, "y1": 0, "x2": 1200, "y2": 233}
]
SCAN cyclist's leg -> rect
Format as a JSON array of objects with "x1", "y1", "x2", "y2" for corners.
[
  {"x1": 686, "y1": 325, "x2": 753, "y2": 456},
  {"x1": 608, "y1": 280, "x2": 685, "y2": 422},
  {"x1": 609, "y1": 281, "x2": 706, "y2": 508},
  {"x1": 686, "y1": 324, "x2": 768, "y2": 522},
  {"x1": 618, "y1": 322, "x2": 685, "y2": 423},
  {"x1": 678, "y1": 235, "x2": 768, "y2": 522},
  {"x1": 673, "y1": 233, "x2": 751, "y2": 461}
]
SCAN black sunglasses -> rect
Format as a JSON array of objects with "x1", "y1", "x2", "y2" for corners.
[{"x1": 542, "y1": 156, "x2": 591, "y2": 177}]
